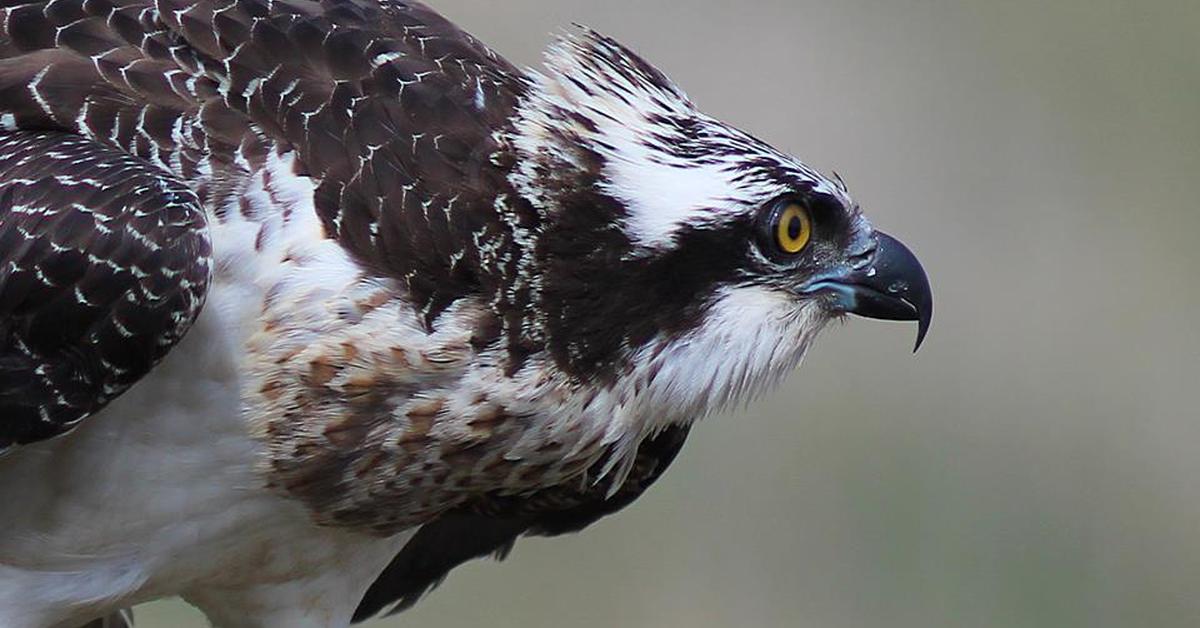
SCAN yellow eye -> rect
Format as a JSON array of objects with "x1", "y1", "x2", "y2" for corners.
[{"x1": 775, "y1": 203, "x2": 812, "y2": 254}]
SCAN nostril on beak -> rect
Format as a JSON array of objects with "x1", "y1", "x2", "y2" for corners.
[{"x1": 847, "y1": 242, "x2": 877, "y2": 271}]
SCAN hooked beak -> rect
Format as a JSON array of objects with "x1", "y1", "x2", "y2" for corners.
[{"x1": 803, "y1": 231, "x2": 933, "y2": 351}]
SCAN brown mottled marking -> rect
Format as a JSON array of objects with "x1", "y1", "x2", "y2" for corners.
[
  {"x1": 407, "y1": 398, "x2": 445, "y2": 419},
  {"x1": 352, "y1": 450, "x2": 389, "y2": 478},
  {"x1": 259, "y1": 379, "x2": 286, "y2": 401},
  {"x1": 359, "y1": 291, "x2": 392, "y2": 312},
  {"x1": 307, "y1": 357, "x2": 339, "y2": 387},
  {"x1": 323, "y1": 419, "x2": 373, "y2": 449},
  {"x1": 345, "y1": 373, "x2": 377, "y2": 391},
  {"x1": 466, "y1": 406, "x2": 505, "y2": 437},
  {"x1": 400, "y1": 417, "x2": 434, "y2": 441},
  {"x1": 398, "y1": 406, "x2": 435, "y2": 451},
  {"x1": 388, "y1": 346, "x2": 413, "y2": 368},
  {"x1": 440, "y1": 441, "x2": 488, "y2": 468}
]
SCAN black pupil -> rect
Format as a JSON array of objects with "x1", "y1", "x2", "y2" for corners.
[{"x1": 786, "y1": 214, "x2": 803, "y2": 240}]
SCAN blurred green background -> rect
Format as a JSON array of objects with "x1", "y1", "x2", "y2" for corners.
[{"x1": 141, "y1": 1, "x2": 1200, "y2": 626}]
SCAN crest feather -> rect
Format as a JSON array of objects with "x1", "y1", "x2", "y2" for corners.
[{"x1": 542, "y1": 27, "x2": 694, "y2": 116}]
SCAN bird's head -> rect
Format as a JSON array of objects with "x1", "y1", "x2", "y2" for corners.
[{"x1": 504, "y1": 29, "x2": 931, "y2": 419}]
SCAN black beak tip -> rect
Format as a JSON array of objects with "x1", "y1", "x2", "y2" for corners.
[
  {"x1": 914, "y1": 308, "x2": 931, "y2": 353},
  {"x1": 856, "y1": 231, "x2": 933, "y2": 353}
]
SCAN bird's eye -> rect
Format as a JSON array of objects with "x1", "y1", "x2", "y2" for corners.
[{"x1": 773, "y1": 203, "x2": 812, "y2": 254}]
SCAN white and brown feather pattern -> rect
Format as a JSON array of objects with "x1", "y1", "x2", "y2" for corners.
[
  {"x1": 242, "y1": 280, "x2": 619, "y2": 534},
  {"x1": 0, "y1": 130, "x2": 210, "y2": 450}
]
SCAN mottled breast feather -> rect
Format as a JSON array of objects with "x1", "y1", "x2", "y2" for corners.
[{"x1": 0, "y1": 131, "x2": 210, "y2": 450}]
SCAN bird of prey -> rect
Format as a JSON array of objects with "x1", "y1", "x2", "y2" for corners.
[{"x1": 0, "y1": 1, "x2": 932, "y2": 626}]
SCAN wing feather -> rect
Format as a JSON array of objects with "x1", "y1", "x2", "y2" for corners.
[
  {"x1": 353, "y1": 424, "x2": 691, "y2": 621},
  {"x1": 0, "y1": 130, "x2": 210, "y2": 451}
]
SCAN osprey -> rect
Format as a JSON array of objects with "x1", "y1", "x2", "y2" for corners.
[{"x1": 0, "y1": 0, "x2": 932, "y2": 626}]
